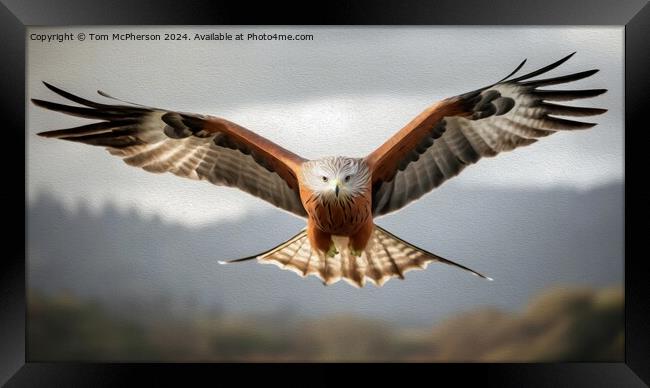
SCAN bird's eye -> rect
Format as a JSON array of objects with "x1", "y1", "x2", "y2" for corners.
[
  {"x1": 322, "y1": 176, "x2": 328, "y2": 182},
  {"x1": 344, "y1": 175, "x2": 351, "y2": 182}
]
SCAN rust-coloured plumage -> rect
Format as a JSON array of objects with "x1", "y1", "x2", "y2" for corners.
[
  {"x1": 365, "y1": 98, "x2": 469, "y2": 184},
  {"x1": 202, "y1": 116, "x2": 306, "y2": 190},
  {"x1": 33, "y1": 53, "x2": 607, "y2": 287},
  {"x1": 299, "y1": 178, "x2": 373, "y2": 253}
]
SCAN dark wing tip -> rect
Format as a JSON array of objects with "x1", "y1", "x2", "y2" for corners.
[
  {"x1": 532, "y1": 88, "x2": 608, "y2": 102},
  {"x1": 561, "y1": 51, "x2": 577, "y2": 63},
  {"x1": 579, "y1": 69, "x2": 600, "y2": 78},
  {"x1": 580, "y1": 88, "x2": 608, "y2": 97},
  {"x1": 41, "y1": 81, "x2": 77, "y2": 100},
  {"x1": 96, "y1": 89, "x2": 151, "y2": 108},
  {"x1": 41, "y1": 81, "x2": 64, "y2": 94},
  {"x1": 97, "y1": 89, "x2": 123, "y2": 101},
  {"x1": 522, "y1": 68, "x2": 601, "y2": 88},
  {"x1": 31, "y1": 98, "x2": 55, "y2": 110},
  {"x1": 496, "y1": 58, "x2": 528, "y2": 84},
  {"x1": 509, "y1": 52, "x2": 581, "y2": 84},
  {"x1": 36, "y1": 126, "x2": 81, "y2": 139}
]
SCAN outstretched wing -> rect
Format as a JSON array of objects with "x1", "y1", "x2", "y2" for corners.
[
  {"x1": 365, "y1": 52, "x2": 607, "y2": 217},
  {"x1": 32, "y1": 82, "x2": 308, "y2": 217}
]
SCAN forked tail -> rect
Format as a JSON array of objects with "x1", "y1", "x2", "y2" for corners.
[{"x1": 219, "y1": 224, "x2": 492, "y2": 288}]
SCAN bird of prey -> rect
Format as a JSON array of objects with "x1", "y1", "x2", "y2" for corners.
[{"x1": 33, "y1": 52, "x2": 606, "y2": 288}]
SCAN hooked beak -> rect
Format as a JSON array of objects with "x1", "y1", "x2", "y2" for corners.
[{"x1": 332, "y1": 179, "x2": 340, "y2": 197}]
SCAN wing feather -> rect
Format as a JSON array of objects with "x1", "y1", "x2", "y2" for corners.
[
  {"x1": 33, "y1": 84, "x2": 308, "y2": 217},
  {"x1": 367, "y1": 53, "x2": 607, "y2": 216}
]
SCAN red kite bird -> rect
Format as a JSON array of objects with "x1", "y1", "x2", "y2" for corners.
[{"x1": 33, "y1": 52, "x2": 606, "y2": 287}]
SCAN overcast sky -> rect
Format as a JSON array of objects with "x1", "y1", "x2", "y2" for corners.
[{"x1": 27, "y1": 26, "x2": 623, "y2": 226}]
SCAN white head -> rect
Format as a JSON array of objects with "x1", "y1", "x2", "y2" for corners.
[{"x1": 301, "y1": 156, "x2": 371, "y2": 202}]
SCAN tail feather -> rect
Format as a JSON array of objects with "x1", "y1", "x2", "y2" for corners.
[{"x1": 220, "y1": 225, "x2": 492, "y2": 287}]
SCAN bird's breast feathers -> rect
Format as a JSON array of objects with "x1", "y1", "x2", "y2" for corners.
[{"x1": 299, "y1": 182, "x2": 372, "y2": 236}]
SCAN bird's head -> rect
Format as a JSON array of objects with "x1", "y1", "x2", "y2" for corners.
[{"x1": 301, "y1": 156, "x2": 371, "y2": 202}]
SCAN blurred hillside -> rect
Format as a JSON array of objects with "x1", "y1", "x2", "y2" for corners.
[
  {"x1": 27, "y1": 183, "x2": 624, "y2": 325},
  {"x1": 28, "y1": 285, "x2": 623, "y2": 362}
]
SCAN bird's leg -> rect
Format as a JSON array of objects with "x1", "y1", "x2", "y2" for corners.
[
  {"x1": 326, "y1": 241, "x2": 339, "y2": 257},
  {"x1": 349, "y1": 246, "x2": 363, "y2": 258},
  {"x1": 308, "y1": 222, "x2": 337, "y2": 257},
  {"x1": 348, "y1": 220, "x2": 374, "y2": 257}
]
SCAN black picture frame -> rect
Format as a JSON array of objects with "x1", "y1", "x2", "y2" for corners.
[{"x1": 3, "y1": 0, "x2": 648, "y2": 386}]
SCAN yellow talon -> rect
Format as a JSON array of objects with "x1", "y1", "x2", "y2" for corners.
[
  {"x1": 326, "y1": 242, "x2": 339, "y2": 257},
  {"x1": 349, "y1": 247, "x2": 363, "y2": 257}
]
